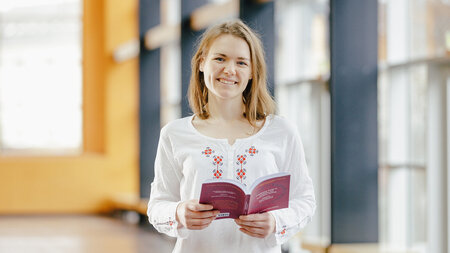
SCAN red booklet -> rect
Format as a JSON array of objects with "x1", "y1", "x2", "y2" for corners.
[{"x1": 199, "y1": 172, "x2": 290, "y2": 219}]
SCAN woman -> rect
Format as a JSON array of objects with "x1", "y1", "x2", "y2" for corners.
[{"x1": 147, "y1": 19, "x2": 315, "y2": 253}]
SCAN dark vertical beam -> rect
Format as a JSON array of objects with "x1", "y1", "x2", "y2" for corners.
[
  {"x1": 239, "y1": 0, "x2": 275, "y2": 96},
  {"x1": 181, "y1": 0, "x2": 208, "y2": 117},
  {"x1": 330, "y1": 0, "x2": 378, "y2": 243},
  {"x1": 139, "y1": 0, "x2": 160, "y2": 198}
]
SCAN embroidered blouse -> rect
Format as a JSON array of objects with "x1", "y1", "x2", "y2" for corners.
[{"x1": 147, "y1": 114, "x2": 316, "y2": 253}]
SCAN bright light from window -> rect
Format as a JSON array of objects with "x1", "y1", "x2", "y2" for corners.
[{"x1": 0, "y1": 0, "x2": 82, "y2": 154}]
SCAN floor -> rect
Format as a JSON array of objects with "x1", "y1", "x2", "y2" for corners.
[
  {"x1": 0, "y1": 215, "x2": 424, "y2": 253},
  {"x1": 0, "y1": 215, "x2": 176, "y2": 253}
]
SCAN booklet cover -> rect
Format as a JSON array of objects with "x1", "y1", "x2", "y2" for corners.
[{"x1": 199, "y1": 172, "x2": 290, "y2": 219}]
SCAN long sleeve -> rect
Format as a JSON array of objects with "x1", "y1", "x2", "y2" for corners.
[
  {"x1": 147, "y1": 127, "x2": 189, "y2": 238},
  {"x1": 265, "y1": 128, "x2": 316, "y2": 246}
]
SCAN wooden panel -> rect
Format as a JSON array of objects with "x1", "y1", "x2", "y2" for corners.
[
  {"x1": 83, "y1": 0, "x2": 105, "y2": 153},
  {"x1": 190, "y1": 0, "x2": 239, "y2": 31},
  {"x1": 144, "y1": 24, "x2": 180, "y2": 50},
  {"x1": 0, "y1": 0, "x2": 140, "y2": 214},
  {"x1": 110, "y1": 194, "x2": 148, "y2": 215}
]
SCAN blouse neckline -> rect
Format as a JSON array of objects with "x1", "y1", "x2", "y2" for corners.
[{"x1": 187, "y1": 114, "x2": 273, "y2": 147}]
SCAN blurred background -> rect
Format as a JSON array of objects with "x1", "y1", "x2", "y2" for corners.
[{"x1": 0, "y1": 0, "x2": 449, "y2": 252}]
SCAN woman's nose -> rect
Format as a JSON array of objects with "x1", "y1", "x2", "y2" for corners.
[{"x1": 223, "y1": 62, "x2": 236, "y2": 75}]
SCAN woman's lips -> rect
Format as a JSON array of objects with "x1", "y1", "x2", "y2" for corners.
[{"x1": 217, "y1": 78, "x2": 237, "y2": 85}]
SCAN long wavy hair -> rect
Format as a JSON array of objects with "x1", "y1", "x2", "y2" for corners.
[{"x1": 187, "y1": 19, "x2": 275, "y2": 126}]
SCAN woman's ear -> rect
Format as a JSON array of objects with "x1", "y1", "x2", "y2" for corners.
[{"x1": 199, "y1": 57, "x2": 205, "y2": 72}]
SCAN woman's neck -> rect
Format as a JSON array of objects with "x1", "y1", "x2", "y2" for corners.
[{"x1": 206, "y1": 95, "x2": 245, "y2": 122}]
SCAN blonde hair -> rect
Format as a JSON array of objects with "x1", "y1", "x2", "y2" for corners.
[{"x1": 188, "y1": 19, "x2": 275, "y2": 126}]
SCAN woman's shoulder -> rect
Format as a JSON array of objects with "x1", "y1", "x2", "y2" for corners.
[
  {"x1": 160, "y1": 115, "x2": 193, "y2": 136},
  {"x1": 267, "y1": 114, "x2": 299, "y2": 134}
]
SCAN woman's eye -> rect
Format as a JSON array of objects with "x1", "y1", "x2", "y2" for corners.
[
  {"x1": 238, "y1": 61, "x2": 248, "y2": 66},
  {"x1": 214, "y1": 57, "x2": 224, "y2": 62}
]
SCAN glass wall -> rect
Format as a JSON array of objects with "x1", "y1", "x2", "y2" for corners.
[
  {"x1": 378, "y1": 0, "x2": 450, "y2": 251},
  {"x1": 276, "y1": 0, "x2": 450, "y2": 252},
  {"x1": 275, "y1": 0, "x2": 331, "y2": 251}
]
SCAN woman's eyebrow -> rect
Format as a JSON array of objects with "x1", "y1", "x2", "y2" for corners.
[{"x1": 213, "y1": 53, "x2": 250, "y2": 61}]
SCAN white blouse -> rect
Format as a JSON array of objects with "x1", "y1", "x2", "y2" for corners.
[{"x1": 147, "y1": 115, "x2": 316, "y2": 253}]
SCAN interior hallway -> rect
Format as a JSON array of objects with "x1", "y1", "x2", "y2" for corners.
[{"x1": 0, "y1": 215, "x2": 176, "y2": 253}]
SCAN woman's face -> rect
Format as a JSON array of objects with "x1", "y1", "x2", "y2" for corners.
[{"x1": 200, "y1": 34, "x2": 252, "y2": 102}]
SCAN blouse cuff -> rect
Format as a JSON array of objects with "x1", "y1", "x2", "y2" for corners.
[
  {"x1": 151, "y1": 201, "x2": 189, "y2": 239},
  {"x1": 265, "y1": 210, "x2": 291, "y2": 246}
]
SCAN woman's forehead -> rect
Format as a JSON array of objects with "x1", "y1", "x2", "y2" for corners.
[{"x1": 207, "y1": 34, "x2": 251, "y2": 59}]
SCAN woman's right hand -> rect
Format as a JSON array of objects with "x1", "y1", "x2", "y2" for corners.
[{"x1": 176, "y1": 199, "x2": 219, "y2": 230}]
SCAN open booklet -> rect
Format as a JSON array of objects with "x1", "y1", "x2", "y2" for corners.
[{"x1": 199, "y1": 172, "x2": 290, "y2": 219}]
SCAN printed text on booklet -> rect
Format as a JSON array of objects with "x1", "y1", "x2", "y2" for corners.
[{"x1": 199, "y1": 172, "x2": 290, "y2": 219}]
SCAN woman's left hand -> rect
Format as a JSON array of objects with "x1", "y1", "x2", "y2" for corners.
[{"x1": 234, "y1": 212, "x2": 276, "y2": 238}]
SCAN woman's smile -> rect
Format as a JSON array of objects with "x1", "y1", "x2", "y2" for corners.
[{"x1": 217, "y1": 78, "x2": 238, "y2": 85}]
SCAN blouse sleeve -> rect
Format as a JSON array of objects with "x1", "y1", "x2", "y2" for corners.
[
  {"x1": 265, "y1": 128, "x2": 316, "y2": 246},
  {"x1": 147, "y1": 127, "x2": 189, "y2": 238}
]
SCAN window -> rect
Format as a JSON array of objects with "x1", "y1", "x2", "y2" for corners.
[
  {"x1": 378, "y1": 0, "x2": 450, "y2": 251},
  {"x1": 160, "y1": 0, "x2": 182, "y2": 126},
  {"x1": 0, "y1": 0, "x2": 83, "y2": 154},
  {"x1": 275, "y1": 0, "x2": 331, "y2": 250}
]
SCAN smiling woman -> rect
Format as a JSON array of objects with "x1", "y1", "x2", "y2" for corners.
[
  {"x1": 188, "y1": 20, "x2": 274, "y2": 127},
  {"x1": 200, "y1": 34, "x2": 252, "y2": 103},
  {"x1": 147, "y1": 19, "x2": 316, "y2": 253}
]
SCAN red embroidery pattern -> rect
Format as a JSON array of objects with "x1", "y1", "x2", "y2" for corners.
[
  {"x1": 169, "y1": 217, "x2": 177, "y2": 227},
  {"x1": 237, "y1": 155, "x2": 247, "y2": 164},
  {"x1": 202, "y1": 147, "x2": 214, "y2": 157},
  {"x1": 236, "y1": 154, "x2": 247, "y2": 183},
  {"x1": 213, "y1": 155, "x2": 224, "y2": 179},
  {"x1": 202, "y1": 147, "x2": 223, "y2": 179},
  {"x1": 155, "y1": 218, "x2": 176, "y2": 230},
  {"x1": 246, "y1": 146, "x2": 258, "y2": 156},
  {"x1": 278, "y1": 225, "x2": 287, "y2": 237},
  {"x1": 236, "y1": 146, "x2": 259, "y2": 184}
]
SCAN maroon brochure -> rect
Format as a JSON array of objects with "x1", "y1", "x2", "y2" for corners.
[{"x1": 199, "y1": 172, "x2": 290, "y2": 219}]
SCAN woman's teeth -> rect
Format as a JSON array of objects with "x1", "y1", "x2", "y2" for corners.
[{"x1": 218, "y1": 79, "x2": 236, "y2": 85}]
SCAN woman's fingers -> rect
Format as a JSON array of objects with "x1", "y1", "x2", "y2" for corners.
[
  {"x1": 234, "y1": 219, "x2": 266, "y2": 228},
  {"x1": 187, "y1": 202, "x2": 214, "y2": 212},
  {"x1": 185, "y1": 200, "x2": 219, "y2": 219},
  {"x1": 176, "y1": 199, "x2": 219, "y2": 230},
  {"x1": 234, "y1": 212, "x2": 276, "y2": 238},
  {"x1": 238, "y1": 213, "x2": 268, "y2": 221},
  {"x1": 239, "y1": 227, "x2": 266, "y2": 238},
  {"x1": 239, "y1": 225, "x2": 266, "y2": 234},
  {"x1": 186, "y1": 217, "x2": 215, "y2": 227},
  {"x1": 187, "y1": 209, "x2": 219, "y2": 219}
]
